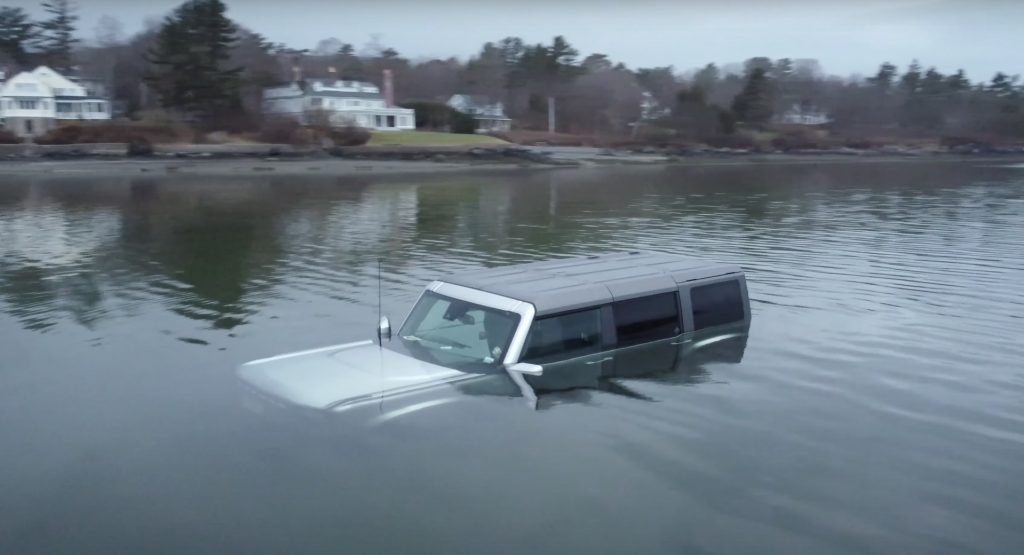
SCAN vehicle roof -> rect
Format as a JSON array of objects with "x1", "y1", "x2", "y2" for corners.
[{"x1": 442, "y1": 251, "x2": 743, "y2": 316}]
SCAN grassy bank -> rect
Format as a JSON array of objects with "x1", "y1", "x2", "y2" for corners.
[{"x1": 368, "y1": 131, "x2": 508, "y2": 147}]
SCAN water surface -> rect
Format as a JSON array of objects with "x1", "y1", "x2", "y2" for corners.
[{"x1": 2, "y1": 161, "x2": 1023, "y2": 555}]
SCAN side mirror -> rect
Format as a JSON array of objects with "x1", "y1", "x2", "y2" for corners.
[
  {"x1": 377, "y1": 316, "x2": 392, "y2": 342},
  {"x1": 504, "y1": 362, "x2": 543, "y2": 410},
  {"x1": 505, "y1": 362, "x2": 543, "y2": 376}
]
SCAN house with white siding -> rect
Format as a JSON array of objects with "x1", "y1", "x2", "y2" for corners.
[
  {"x1": 777, "y1": 103, "x2": 831, "y2": 126},
  {"x1": 0, "y1": 66, "x2": 111, "y2": 138},
  {"x1": 447, "y1": 94, "x2": 511, "y2": 133},
  {"x1": 262, "y1": 72, "x2": 415, "y2": 131}
]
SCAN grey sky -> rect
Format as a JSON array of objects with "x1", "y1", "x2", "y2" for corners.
[{"x1": 11, "y1": 0, "x2": 1024, "y2": 80}]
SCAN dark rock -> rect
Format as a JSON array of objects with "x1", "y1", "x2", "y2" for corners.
[{"x1": 127, "y1": 138, "x2": 154, "y2": 157}]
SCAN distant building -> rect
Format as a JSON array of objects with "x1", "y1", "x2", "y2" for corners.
[
  {"x1": 640, "y1": 91, "x2": 670, "y2": 121},
  {"x1": 777, "y1": 103, "x2": 831, "y2": 126},
  {"x1": 262, "y1": 71, "x2": 415, "y2": 131},
  {"x1": 0, "y1": 66, "x2": 112, "y2": 138},
  {"x1": 447, "y1": 94, "x2": 512, "y2": 133}
]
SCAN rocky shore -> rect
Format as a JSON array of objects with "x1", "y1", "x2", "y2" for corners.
[{"x1": 1, "y1": 141, "x2": 1023, "y2": 172}]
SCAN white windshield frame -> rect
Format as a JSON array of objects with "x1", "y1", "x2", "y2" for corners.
[{"x1": 400, "y1": 281, "x2": 535, "y2": 365}]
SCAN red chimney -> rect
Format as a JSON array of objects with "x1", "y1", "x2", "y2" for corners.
[{"x1": 382, "y1": 69, "x2": 394, "y2": 107}]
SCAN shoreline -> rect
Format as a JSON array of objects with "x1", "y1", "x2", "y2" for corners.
[{"x1": 1, "y1": 150, "x2": 1023, "y2": 177}]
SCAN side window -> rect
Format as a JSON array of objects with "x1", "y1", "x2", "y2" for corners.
[
  {"x1": 522, "y1": 309, "x2": 602, "y2": 363},
  {"x1": 613, "y1": 292, "x2": 680, "y2": 347},
  {"x1": 691, "y1": 280, "x2": 745, "y2": 330}
]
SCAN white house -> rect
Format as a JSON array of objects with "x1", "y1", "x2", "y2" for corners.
[
  {"x1": 639, "y1": 91, "x2": 670, "y2": 121},
  {"x1": 447, "y1": 94, "x2": 511, "y2": 133},
  {"x1": 0, "y1": 66, "x2": 111, "y2": 138},
  {"x1": 263, "y1": 76, "x2": 415, "y2": 131},
  {"x1": 777, "y1": 103, "x2": 831, "y2": 126}
]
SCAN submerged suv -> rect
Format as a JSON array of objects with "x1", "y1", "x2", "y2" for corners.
[{"x1": 239, "y1": 251, "x2": 750, "y2": 413}]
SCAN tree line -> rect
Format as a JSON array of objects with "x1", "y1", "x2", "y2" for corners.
[
  {"x1": 1, "y1": 0, "x2": 1022, "y2": 141},
  {"x1": 0, "y1": 0, "x2": 78, "y2": 69}
]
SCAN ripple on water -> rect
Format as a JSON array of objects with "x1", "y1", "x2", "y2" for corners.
[{"x1": 1, "y1": 164, "x2": 1024, "y2": 554}]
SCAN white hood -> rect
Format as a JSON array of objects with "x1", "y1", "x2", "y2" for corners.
[{"x1": 238, "y1": 340, "x2": 462, "y2": 410}]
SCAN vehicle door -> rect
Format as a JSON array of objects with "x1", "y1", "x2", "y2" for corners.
[
  {"x1": 605, "y1": 291, "x2": 682, "y2": 381},
  {"x1": 518, "y1": 307, "x2": 613, "y2": 395}
]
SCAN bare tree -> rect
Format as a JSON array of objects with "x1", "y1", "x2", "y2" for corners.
[{"x1": 93, "y1": 14, "x2": 123, "y2": 47}]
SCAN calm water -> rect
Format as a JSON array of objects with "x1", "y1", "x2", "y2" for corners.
[{"x1": 2, "y1": 162, "x2": 1023, "y2": 555}]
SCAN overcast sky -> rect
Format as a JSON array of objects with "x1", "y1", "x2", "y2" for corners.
[{"x1": 10, "y1": 0, "x2": 1023, "y2": 80}]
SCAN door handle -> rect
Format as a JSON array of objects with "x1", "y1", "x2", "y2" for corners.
[{"x1": 585, "y1": 357, "x2": 613, "y2": 365}]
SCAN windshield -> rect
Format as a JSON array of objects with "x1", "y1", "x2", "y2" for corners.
[{"x1": 394, "y1": 291, "x2": 521, "y2": 371}]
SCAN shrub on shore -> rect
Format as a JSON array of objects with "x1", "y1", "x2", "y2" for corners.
[
  {"x1": 255, "y1": 117, "x2": 303, "y2": 144},
  {"x1": 34, "y1": 123, "x2": 188, "y2": 145},
  {"x1": 400, "y1": 102, "x2": 475, "y2": 134},
  {"x1": 326, "y1": 126, "x2": 370, "y2": 147},
  {"x1": 0, "y1": 128, "x2": 22, "y2": 144},
  {"x1": 771, "y1": 127, "x2": 828, "y2": 151}
]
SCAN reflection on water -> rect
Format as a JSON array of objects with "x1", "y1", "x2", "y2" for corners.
[{"x1": 2, "y1": 162, "x2": 1024, "y2": 555}]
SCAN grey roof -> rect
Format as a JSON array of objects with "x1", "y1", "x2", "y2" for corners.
[
  {"x1": 55, "y1": 95, "x2": 108, "y2": 101},
  {"x1": 444, "y1": 251, "x2": 742, "y2": 315},
  {"x1": 311, "y1": 90, "x2": 383, "y2": 99},
  {"x1": 269, "y1": 89, "x2": 384, "y2": 100}
]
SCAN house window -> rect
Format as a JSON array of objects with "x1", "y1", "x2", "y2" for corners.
[
  {"x1": 310, "y1": 97, "x2": 323, "y2": 108},
  {"x1": 612, "y1": 292, "x2": 681, "y2": 347},
  {"x1": 25, "y1": 120, "x2": 33, "y2": 134},
  {"x1": 690, "y1": 280, "x2": 745, "y2": 330},
  {"x1": 522, "y1": 309, "x2": 603, "y2": 363},
  {"x1": 386, "y1": 115, "x2": 395, "y2": 128},
  {"x1": 351, "y1": 100, "x2": 360, "y2": 107},
  {"x1": 57, "y1": 102, "x2": 72, "y2": 113},
  {"x1": 374, "y1": 115, "x2": 383, "y2": 128},
  {"x1": 17, "y1": 100, "x2": 38, "y2": 110}
]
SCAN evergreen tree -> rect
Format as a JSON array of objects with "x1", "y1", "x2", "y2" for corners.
[
  {"x1": 868, "y1": 62, "x2": 898, "y2": 91},
  {"x1": 37, "y1": 0, "x2": 78, "y2": 70},
  {"x1": 899, "y1": 60, "x2": 922, "y2": 94},
  {"x1": 581, "y1": 53, "x2": 612, "y2": 73},
  {"x1": 743, "y1": 57, "x2": 773, "y2": 77},
  {"x1": 146, "y1": 0, "x2": 242, "y2": 124},
  {"x1": 945, "y1": 69, "x2": 970, "y2": 92},
  {"x1": 732, "y1": 68, "x2": 773, "y2": 125},
  {"x1": 635, "y1": 66, "x2": 678, "y2": 107},
  {"x1": 0, "y1": 6, "x2": 35, "y2": 67},
  {"x1": 672, "y1": 86, "x2": 723, "y2": 138},
  {"x1": 988, "y1": 72, "x2": 1019, "y2": 98},
  {"x1": 692, "y1": 63, "x2": 720, "y2": 95}
]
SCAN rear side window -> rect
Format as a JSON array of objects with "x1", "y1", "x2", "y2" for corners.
[
  {"x1": 612, "y1": 292, "x2": 680, "y2": 347},
  {"x1": 522, "y1": 309, "x2": 602, "y2": 363},
  {"x1": 691, "y1": 280, "x2": 745, "y2": 330}
]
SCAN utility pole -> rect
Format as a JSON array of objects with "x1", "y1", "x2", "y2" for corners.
[{"x1": 547, "y1": 95, "x2": 556, "y2": 134}]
